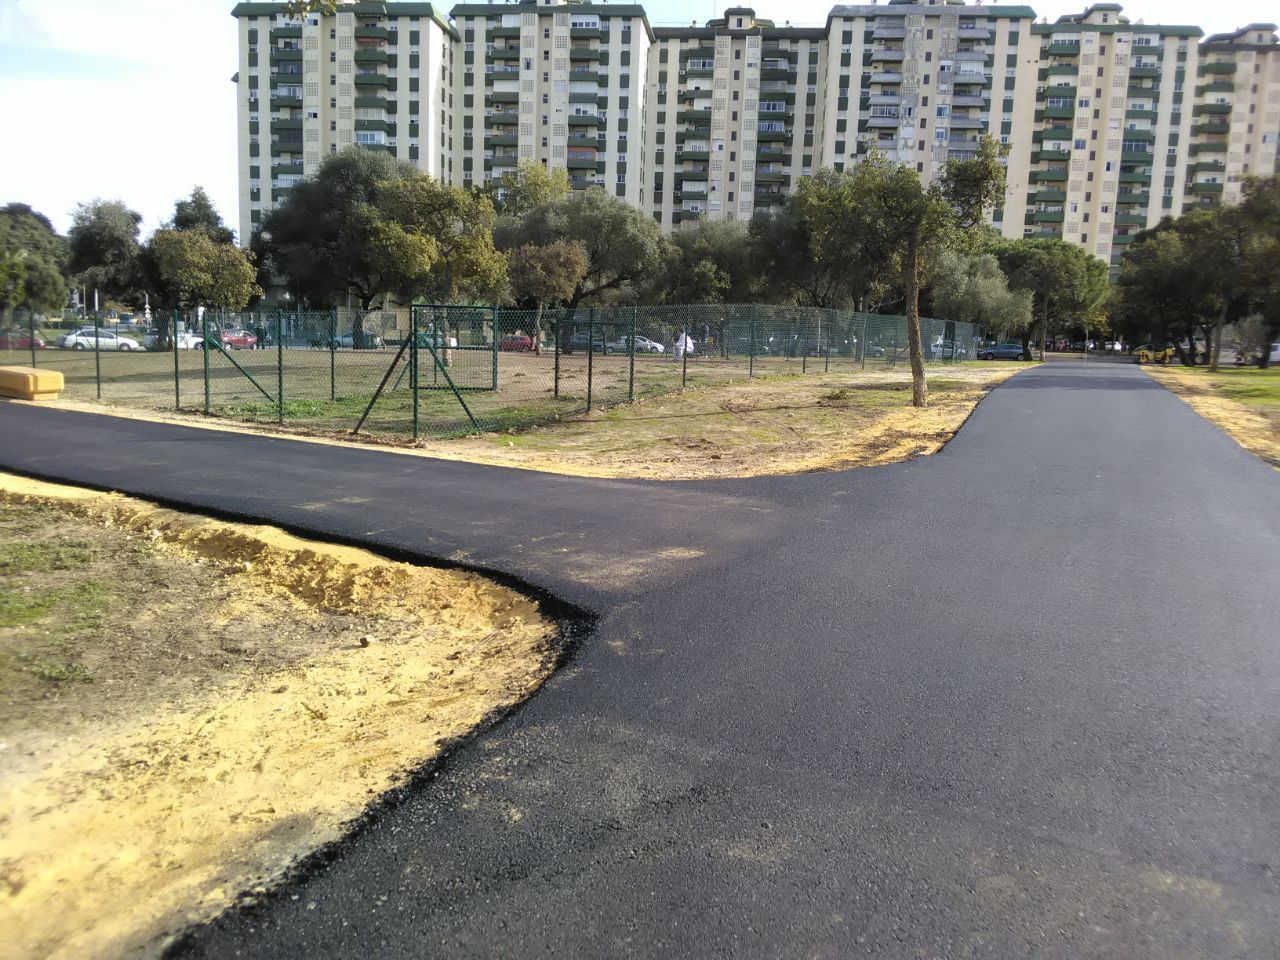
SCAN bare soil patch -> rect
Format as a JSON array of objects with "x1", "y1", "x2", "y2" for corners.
[
  {"x1": 0, "y1": 474, "x2": 557, "y2": 960},
  {"x1": 412, "y1": 363, "x2": 1030, "y2": 479}
]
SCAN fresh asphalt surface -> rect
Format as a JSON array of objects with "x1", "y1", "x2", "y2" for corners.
[{"x1": 1, "y1": 362, "x2": 1278, "y2": 958}]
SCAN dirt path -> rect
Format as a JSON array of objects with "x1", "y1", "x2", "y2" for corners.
[{"x1": 0, "y1": 475, "x2": 558, "y2": 960}]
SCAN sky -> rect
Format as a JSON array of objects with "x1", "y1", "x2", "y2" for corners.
[{"x1": 0, "y1": 0, "x2": 1274, "y2": 240}]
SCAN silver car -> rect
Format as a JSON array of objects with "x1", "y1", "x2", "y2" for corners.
[{"x1": 58, "y1": 328, "x2": 141, "y2": 351}]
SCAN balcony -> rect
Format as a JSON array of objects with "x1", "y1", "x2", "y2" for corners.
[
  {"x1": 569, "y1": 90, "x2": 599, "y2": 103},
  {"x1": 1037, "y1": 105, "x2": 1075, "y2": 121},
  {"x1": 953, "y1": 94, "x2": 986, "y2": 107},
  {"x1": 1116, "y1": 191, "x2": 1150, "y2": 204},
  {"x1": 353, "y1": 73, "x2": 390, "y2": 87},
  {"x1": 488, "y1": 25, "x2": 520, "y2": 38},
  {"x1": 485, "y1": 112, "x2": 518, "y2": 126},
  {"x1": 1198, "y1": 61, "x2": 1237, "y2": 75},
  {"x1": 870, "y1": 72, "x2": 903, "y2": 85},
  {"x1": 487, "y1": 90, "x2": 518, "y2": 103},
  {"x1": 958, "y1": 27, "x2": 992, "y2": 40},
  {"x1": 1032, "y1": 126, "x2": 1072, "y2": 142},
  {"x1": 871, "y1": 49, "x2": 905, "y2": 62},
  {"x1": 1128, "y1": 66, "x2": 1160, "y2": 79},
  {"x1": 1197, "y1": 80, "x2": 1234, "y2": 95},
  {"x1": 1190, "y1": 181, "x2": 1224, "y2": 194},
  {"x1": 1033, "y1": 209, "x2": 1065, "y2": 223},
  {"x1": 489, "y1": 46, "x2": 520, "y2": 60},
  {"x1": 569, "y1": 48, "x2": 602, "y2": 61},
  {"x1": 677, "y1": 109, "x2": 712, "y2": 123},
  {"x1": 756, "y1": 171, "x2": 791, "y2": 185},
  {"x1": 1118, "y1": 171, "x2": 1153, "y2": 184},
  {"x1": 1190, "y1": 160, "x2": 1226, "y2": 173},
  {"x1": 271, "y1": 162, "x2": 304, "y2": 176},
  {"x1": 484, "y1": 134, "x2": 517, "y2": 147},
  {"x1": 679, "y1": 87, "x2": 713, "y2": 101},
  {"x1": 1038, "y1": 84, "x2": 1077, "y2": 100},
  {"x1": 485, "y1": 68, "x2": 520, "y2": 81},
  {"x1": 566, "y1": 156, "x2": 598, "y2": 170},
  {"x1": 1041, "y1": 64, "x2": 1078, "y2": 77},
  {"x1": 1033, "y1": 168, "x2": 1069, "y2": 182},
  {"x1": 675, "y1": 128, "x2": 711, "y2": 142},
  {"x1": 955, "y1": 50, "x2": 989, "y2": 62},
  {"x1": 1194, "y1": 102, "x2": 1232, "y2": 116},
  {"x1": 270, "y1": 49, "x2": 302, "y2": 62},
  {"x1": 355, "y1": 118, "x2": 391, "y2": 133},
  {"x1": 1115, "y1": 213, "x2": 1148, "y2": 225},
  {"x1": 953, "y1": 71, "x2": 988, "y2": 86},
  {"x1": 270, "y1": 95, "x2": 302, "y2": 108},
  {"x1": 488, "y1": 155, "x2": 520, "y2": 168},
  {"x1": 873, "y1": 26, "x2": 905, "y2": 40},
  {"x1": 949, "y1": 117, "x2": 985, "y2": 129},
  {"x1": 1125, "y1": 108, "x2": 1158, "y2": 121},
  {"x1": 355, "y1": 49, "x2": 389, "y2": 64},
  {"x1": 866, "y1": 116, "x2": 900, "y2": 128},
  {"x1": 270, "y1": 26, "x2": 301, "y2": 40},
  {"x1": 355, "y1": 95, "x2": 389, "y2": 110},
  {"x1": 354, "y1": 26, "x2": 389, "y2": 42},
  {"x1": 570, "y1": 27, "x2": 605, "y2": 39},
  {"x1": 1045, "y1": 43, "x2": 1081, "y2": 56},
  {"x1": 1190, "y1": 141, "x2": 1228, "y2": 154},
  {"x1": 568, "y1": 135, "x2": 600, "y2": 149},
  {"x1": 678, "y1": 150, "x2": 710, "y2": 162},
  {"x1": 755, "y1": 129, "x2": 791, "y2": 142},
  {"x1": 567, "y1": 114, "x2": 600, "y2": 126},
  {"x1": 1035, "y1": 189, "x2": 1067, "y2": 202}
]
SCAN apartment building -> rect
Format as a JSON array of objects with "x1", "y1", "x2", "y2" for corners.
[
  {"x1": 232, "y1": 1, "x2": 1280, "y2": 269},
  {"x1": 231, "y1": 1, "x2": 457, "y2": 244},
  {"x1": 644, "y1": 10, "x2": 826, "y2": 230},
  {"x1": 1187, "y1": 24, "x2": 1280, "y2": 210},
  {"x1": 448, "y1": 1, "x2": 651, "y2": 204}
]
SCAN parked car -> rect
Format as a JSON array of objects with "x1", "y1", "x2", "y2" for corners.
[
  {"x1": 218, "y1": 328, "x2": 257, "y2": 350},
  {"x1": 977, "y1": 342, "x2": 1027, "y2": 361},
  {"x1": 498, "y1": 334, "x2": 535, "y2": 352},
  {"x1": 57, "y1": 328, "x2": 141, "y2": 351},
  {"x1": 567, "y1": 332, "x2": 612, "y2": 353},
  {"x1": 927, "y1": 341, "x2": 969, "y2": 360},
  {"x1": 142, "y1": 330, "x2": 204, "y2": 350},
  {"x1": 605, "y1": 334, "x2": 665, "y2": 354},
  {"x1": 331, "y1": 332, "x2": 386, "y2": 349},
  {"x1": 864, "y1": 344, "x2": 887, "y2": 358},
  {"x1": 0, "y1": 330, "x2": 45, "y2": 351}
]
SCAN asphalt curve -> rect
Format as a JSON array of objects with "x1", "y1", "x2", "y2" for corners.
[{"x1": 1, "y1": 362, "x2": 1277, "y2": 959}]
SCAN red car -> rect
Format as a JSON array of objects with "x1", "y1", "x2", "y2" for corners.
[
  {"x1": 0, "y1": 330, "x2": 46, "y2": 351},
  {"x1": 498, "y1": 334, "x2": 535, "y2": 352},
  {"x1": 220, "y1": 328, "x2": 257, "y2": 349}
]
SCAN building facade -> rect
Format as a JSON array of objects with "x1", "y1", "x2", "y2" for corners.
[
  {"x1": 1188, "y1": 24, "x2": 1280, "y2": 210},
  {"x1": 232, "y1": 0, "x2": 1280, "y2": 270},
  {"x1": 232, "y1": 1, "x2": 458, "y2": 245}
]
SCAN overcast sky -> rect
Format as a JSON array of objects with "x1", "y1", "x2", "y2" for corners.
[{"x1": 1, "y1": 0, "x2": 1274, "y2": 239}]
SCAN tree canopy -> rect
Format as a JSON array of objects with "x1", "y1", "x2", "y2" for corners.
[
  {"x1": 68, "y1": 199, "x2": 143, "y2": 301},
  {"x1": 171, "y1": 187, "x2": 235, "y2": 244},
  {"x1": 148, "y1": 229, "x2": 260, "y2": 310},
  {"x1": 0, "y1": 203, "x2": 69, "y2": 318}
]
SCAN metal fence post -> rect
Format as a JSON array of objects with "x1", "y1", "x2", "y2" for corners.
[
  {"x1": 586, "y1": 307, "x2": 594, "y2": 412},
  {"x1": 28, "y1": 311, "x2": 37, "y2": 368},
  {"x1": 628, "y1": 307, "x2": 637, "y2": 403},
  {"x1": 748, "y1": 315, "x2": 755, "y2": 378},
  {"x1": 491, "y1": 307, "x2": 499, "y2": 391},
  {"x1": 410, "y1": 307, "x2": 419, "y2": 440},
  {"x1": 861, "y1": 314, "x2": 869, "y2": 371},
  {"x1": 202, "y1": 308, "x2": 210, "y2": 414},
  {"x1": 276, "y1": 312, "x2": 285, "y2": 424},
  {"x1": 681, "y1": 316, "x2": 688, "y2": 389},
  {"x1": 553, "y1": 314, "x2": 561, "y2": 400},
  {"x1": 173, "y1": 310, "x2": 181, "y2": 410},
  {"x1": 329, "y1": 310, "x2": 337, "y2": 401},
  {"x1": 93, "y1": 311, "x2": 102, "y2": 400},
  {"x1": 824, "y1": 314, "x2": 830, "y2": 373}
]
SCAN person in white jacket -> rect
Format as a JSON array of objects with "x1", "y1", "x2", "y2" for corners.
[{"x1": 673, "y1": 332, "x2": 696, "y2": 361}]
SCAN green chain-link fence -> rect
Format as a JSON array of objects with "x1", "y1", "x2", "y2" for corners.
[{"x1": 2, "y1": 304, "x2": 980, "y2": 439}]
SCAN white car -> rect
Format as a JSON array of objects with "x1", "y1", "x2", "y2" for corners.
[
  {"x1": 607, "y1": 334, "x2": 665, "y2": 354},
  {"x1": 58, "y1": 328, "x2": 141, "y2": 351},
  {"x1": 142, "y1": 331, "x2": 204, "y2": 350}
]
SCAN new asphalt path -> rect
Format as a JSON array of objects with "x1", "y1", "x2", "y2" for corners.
[{"x1": 1, "y1": 362, "x2": 1278, "y2": 958}]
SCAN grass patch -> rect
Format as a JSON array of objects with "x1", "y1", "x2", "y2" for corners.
[
  {"x1": 1144, "y1": 366, "x2": 1280, "y2": 467},
  {"x1": 0, "y1": 538, "x2": 100, "y2": 573},
  {"x1": 33, "y1": 661, "x2": 93, "y2": 683}
]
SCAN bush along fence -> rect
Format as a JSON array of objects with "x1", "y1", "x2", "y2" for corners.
[{"x1": 5, "y1": 304, "x2": 980, "y2": 440}]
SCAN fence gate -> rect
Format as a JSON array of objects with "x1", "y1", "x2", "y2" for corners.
[{"x1": 353, "y1": 304, "x2": 497, "y2": 439}]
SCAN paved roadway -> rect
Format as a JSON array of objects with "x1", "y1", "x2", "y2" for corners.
[{"x1": 1, "y1": 362, "x2": 1277, "y2": 959}]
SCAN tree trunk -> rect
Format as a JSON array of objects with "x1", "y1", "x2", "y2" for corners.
[
  {"x1": 1038, "y1": 296, "x2": 1049, "y2": 360},
  {"x1": 532, "y1": 301, "x2": 544, "y2": 357},
  {"x1": 904, "y1": 238, "x2": 927, "y2": 409},
  {"x1": 1209, "y1": 306, "x2": 1226, "y2": 372}
]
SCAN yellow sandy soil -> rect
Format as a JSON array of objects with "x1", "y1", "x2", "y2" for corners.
[
  {"x1": 36, "y1": 364, "x2": 1029, "y2": 481},
  {"x1": 1144, "y1": 366, "x2": 1280, "y2": 468},
  {"x1": 0, "y1": 474, "x2": 556, "y2": 960}
]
